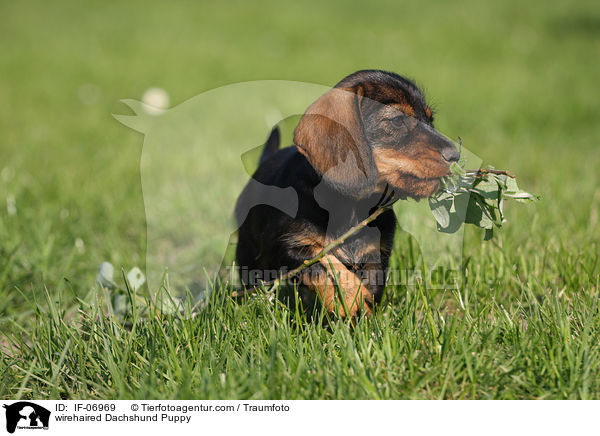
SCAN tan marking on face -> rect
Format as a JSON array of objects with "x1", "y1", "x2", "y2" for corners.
[
  {"x1": 373, "y1": 148, "x2": 448, "y2": 179},
  {"x1": 372, "y1": 147, "x2": 450, "y2": 198},
  {"x1": 398, "y1": 103, "x2": 416, "y2": 117},
  {"x1": 384, "y1": 103, "x2": 416, "y2": 118}
]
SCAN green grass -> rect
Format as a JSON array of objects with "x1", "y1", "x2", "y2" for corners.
[{"x1": 1, "y1": 0, "x2": 599, "y2": 399}]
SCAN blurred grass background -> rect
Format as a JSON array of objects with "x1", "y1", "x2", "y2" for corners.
[{"x1": 1, "y1": 0, "x2": 599, "y2": 398}]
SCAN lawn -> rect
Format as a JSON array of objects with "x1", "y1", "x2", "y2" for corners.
[{"x1": 1, "y1": 0, "x2": 599, "y2": 399}]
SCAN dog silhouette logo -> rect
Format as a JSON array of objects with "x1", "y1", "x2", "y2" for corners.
[
  {"x1": 115, "y1": 81, "x2": 482, "y2": 295},
  {"x1": 2, "y1": 402, "x2": 50, "y2": 433}
]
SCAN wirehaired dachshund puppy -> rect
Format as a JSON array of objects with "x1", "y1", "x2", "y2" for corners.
[{"x1": 235, "y1": 70, "x2": 459, "y2": 318}]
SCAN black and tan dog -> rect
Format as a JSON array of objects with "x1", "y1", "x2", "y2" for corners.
[{"x1": 235, "y1": 70, "x2": 459, "y2": 318}]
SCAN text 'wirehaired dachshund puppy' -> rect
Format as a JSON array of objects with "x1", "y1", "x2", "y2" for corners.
[{"x1": 235, "y1": 70, "x2": 459, "y2": 318}]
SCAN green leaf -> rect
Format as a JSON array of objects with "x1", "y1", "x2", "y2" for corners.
[
  {"x1": 97, "y1": 262, "x2": 116, "y2": 289},
  {"x1": 505, "y1": 176, "x2": 519, "y2": 192},
  {"x1": 431, "y1": 162, "x2": 537, "y2": 241},
  {"x1": 127, "y1": 267, "x2": 146, "y2": 291},
  {"x1": 504, "y1": 191, "x2": 539, "y2": 201},
  {"x1": 471, "y1": 178, "x2": 500, "y2": 200},
  {"x1": 465, "y1": 194, "x2": 493, "y2": 229},
  {"x1": 429, "y1": 196, "x2": 452, "y2": 228}
]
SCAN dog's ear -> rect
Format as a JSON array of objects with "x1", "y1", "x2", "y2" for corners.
[{"x1": 294, "y1": 86, "x2": 377, "y2": 199}]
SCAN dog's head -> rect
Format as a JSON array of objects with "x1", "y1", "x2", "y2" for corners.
[{"x1": 294, "y1": 70, "x2": 459, "y2": 200}]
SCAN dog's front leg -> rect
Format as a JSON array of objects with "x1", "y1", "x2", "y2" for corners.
[{"x1": 300, "y1": 254, "x2": 372, "y2": 318}]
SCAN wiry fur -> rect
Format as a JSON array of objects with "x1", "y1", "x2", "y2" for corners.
[{"x1": 235, "y1": 70, "x2": 459, "y2": 318}]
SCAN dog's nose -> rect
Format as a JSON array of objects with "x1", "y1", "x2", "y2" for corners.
[{"x1": 441, "y1": 146, "x2": 460, "y2": 163}]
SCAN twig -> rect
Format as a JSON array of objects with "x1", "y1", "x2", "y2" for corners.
[
  {"x1": 466, "y1": 168, "x2": 515, "y2": 178},
  {"x1": 231, "y1": 205, "x2": 390, "y2": 298}
]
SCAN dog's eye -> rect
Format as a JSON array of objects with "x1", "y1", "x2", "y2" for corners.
[{"x1": 389, "y1": 115, "x2": 407, "y2": 130}]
